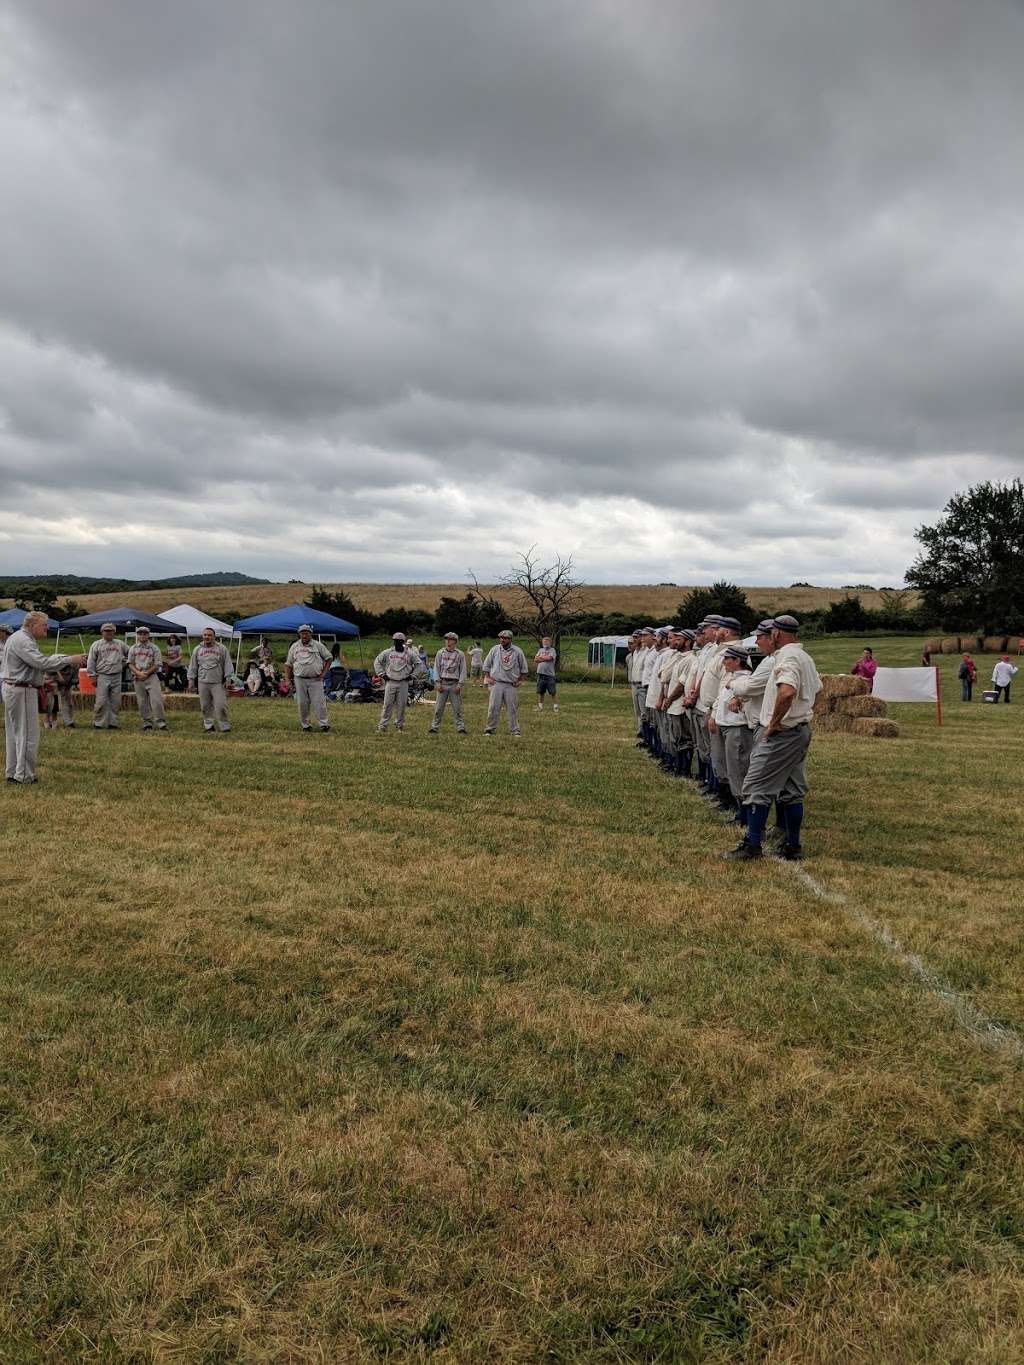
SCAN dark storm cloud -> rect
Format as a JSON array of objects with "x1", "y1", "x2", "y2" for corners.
[{"x1": 2, "y1": 0, "x2": 1023, "y2": 583}]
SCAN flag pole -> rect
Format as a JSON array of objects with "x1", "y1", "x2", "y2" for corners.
[{"x1": 935, "y1": 664, "x2": 942, "y2": 727}]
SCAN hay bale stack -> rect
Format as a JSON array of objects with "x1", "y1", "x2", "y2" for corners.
[
  {"x1": 940, "y1": 636, "x2": 961, "y2": 654},
  {"x1": 850, "y1": 717, "x2": 899, "y2": 738},
  {"x1": 814, "y1": 676, "x2": 896, "y2": 735},
  {"x1": 982, "y1": 635, "x2": 1008, "y2": 653}
]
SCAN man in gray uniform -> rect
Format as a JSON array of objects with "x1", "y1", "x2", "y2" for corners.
[
  {"x1": 483, "y1": 629, "x2": 529, "y2": 736},
  {"x1": 534, "y1": 636, "x2": 559, "y2": 711},
  {"x1": 285, "y1": 625, "x2": 332, "y2": 731},
  {"x1": 188, "y1": 626, "x2": 234, "y2": 732},
  {"x1": 624, "y1": 630, "x2": 645, "y2": 738},
  {"x1": 704, "y1": 616, "x2": 744, "y2": 810},
  {"x1": 3, "y1": 612, "x2": 85, "y2": 783},
  {"x1": 430, "y1": 631, "x2": 468, "y2": 733},
  {"x1": 127, "y1": 625, "x2": 168, "y2": 731},
  {"x1": 86, "y1": 622, "x2": 128, "y2": 729},
  {"x1": 729, "y1": 615, "x2": 822, "y2": 862},
  {"x1": 374, "y1": 631, "x2": 427, "y2": 732}
]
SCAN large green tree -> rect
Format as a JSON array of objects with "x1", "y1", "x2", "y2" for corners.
[
  {"x1": 676, "y1": 581, "x2": 756, "y2": 632},
  {"x1": 906, "y1": 479, "x2": 1024, "y2": 632}
]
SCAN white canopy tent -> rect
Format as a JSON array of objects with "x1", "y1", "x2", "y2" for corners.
[
  {"x1": 588, "y1": 635, "x2": 630, "y2": 686},
  {"x1": 160, "y1": 604, "x2": 238, "y2": 638}
]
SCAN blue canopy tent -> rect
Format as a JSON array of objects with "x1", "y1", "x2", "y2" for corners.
[
  {"x1": 230, "y1": 603, "x2": 361, "y2": 669},
  {"x1": 52, "y1": 605, "x2": 186, "y2": 652},
  {"x1": 61, "y1": 606, "x2": 185, "y2": 633},
  {"x1": 0, "y1": 607, "x2": 61, "y2": 634}
]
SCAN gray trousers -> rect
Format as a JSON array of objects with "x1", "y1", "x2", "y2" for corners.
[
  {"x1": 296, "y1": 675, "x2": 329, "y2": 728},
  {"x1": 666, "y1": 712, "x2": 685, "y2": 756},
  {"x1": 93, "y1": 674, "x2": 122, "y2": 728},
  {"x1": 199, "y1": 681, "x2": 231, "y2": 730},
  {"x1": 631, "y1": 683, "x2": 646, "y2": 734},
  {"x1": 134, "y1": 675, "x2": 166, "y2": 726},
  {"x1": 3, "y1": 683, "x2": 40, "y2": 781},
  {"x1": 693, "y1": 711, "x2": 711, "y2": 764},
  {"x1": 485, "y1": 681, "x2": 521, "y2": 734},
  {"x1": 723, "y1": 724, "x2": 755, "y2": 799},
  {"x1": 431, "y1": 685, "x2": 465, "y2": 731},
  {"x1": 709, "y1": 723, "x2": 727, "y2": 782},
  {"x1": 47, "y1": 687, "x2": 74, "y2": 726},
  {"x1": 378, "y1": 680, "x2": 409, "y2": 730},
  {"x1": 742, "y1": 723, "x2": 811, "y2": 808},
  {"x1": 656, "y1": 706, "x2": 672, "y2": 752}
]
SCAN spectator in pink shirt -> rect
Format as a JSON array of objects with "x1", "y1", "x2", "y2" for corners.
[{"x1": 851, "y1": 647, "x2": 877, "y2": 683}]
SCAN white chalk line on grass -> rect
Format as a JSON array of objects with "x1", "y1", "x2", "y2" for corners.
[{"x1": 781, "y1": 860, "x2": 1024, "y2": 1064}]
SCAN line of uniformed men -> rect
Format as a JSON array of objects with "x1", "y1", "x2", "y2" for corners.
[{"x1": 624, "y1": 613, "x2": 822, "y2": 860}]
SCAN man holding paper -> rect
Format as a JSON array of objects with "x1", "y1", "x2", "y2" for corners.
[{"x1": 992, "y1": 655, "x2": 1018, "y2": 703}]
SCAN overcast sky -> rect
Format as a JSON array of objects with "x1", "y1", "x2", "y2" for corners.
[{"x1": 2, "y1": 0, "x2": 1022, "y2": 586}]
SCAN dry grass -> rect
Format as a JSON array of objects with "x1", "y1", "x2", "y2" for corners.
[
  {"x1": 14, "y1": 582, "x2": 910, "y2": 620},
  {"x1": 1, "y1": 633, "x2": 1022, "y2": 1360}
]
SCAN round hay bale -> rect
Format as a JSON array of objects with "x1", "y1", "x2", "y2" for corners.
[
  {"x1": 939, "y1": 636, "x2": 961, "y2": 654},
  {"x1": 982, "y1": 635, "x2": 1008, "y2": 653},
  {"x1": 819, "y1": 674, "x2": 869, "y2": 699},
  {"x1": 850, "y1": 717, "x2": 899, "y2": 738},
  {"x1": 961, "y1": 634, "x2": 983, "y2": 652},
  {"x1": 923, "y1": 637, "x2": 943, "y2": 657},
  {"x1": 837, "y1": 695, "x2": 887, "y2": 718}
]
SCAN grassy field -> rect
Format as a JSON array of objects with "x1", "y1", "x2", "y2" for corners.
[
  {"x1": 2, "y1": 582, "x2": 907, "y2": 621},
  {"x1": 2, "y1": 635, "x2": 1022, "y2": 1361}
]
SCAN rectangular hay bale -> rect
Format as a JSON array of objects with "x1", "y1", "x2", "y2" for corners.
[
  {"x1": 850, "y1": 717, "x2": 899, "y2": 738},
  {"x1": 818, "y1": 674, "x2": 869, "y2": 699},
  {"x1": 836, "y1": 695, "x2": 888, "y2": 718}
]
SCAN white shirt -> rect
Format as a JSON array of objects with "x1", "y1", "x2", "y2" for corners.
[
  {"x1": 992, "y1": 660, "x2": 1019, "y2": 687},
  {"x1": 666, "y1": 651, "x2": 696, "y2": 715},
  {"x1": 759, "y1": 643, "x2": 822, "y2": 728},
  {"x1": 640, "y1": 646, "x2": 661, "y2": 688},
  {"x1": 643, "y1": 646, "x2": 669, "y2": 705}
]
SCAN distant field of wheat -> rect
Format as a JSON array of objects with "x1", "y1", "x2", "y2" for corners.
[{"x1": 3, "y1": 582, "x2": 909, "y2": 620}]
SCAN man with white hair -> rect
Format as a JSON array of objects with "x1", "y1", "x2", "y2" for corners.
[
  {"x1": 86, "y1": 622, "x2": 128, "y2": 729},
  {"x1": 285, "y1": 624, "x2": 332, "y2": 731},
  {"x1": 188, "y1": 626, "x2": 234, "y2": 732},
  {"x1": 3, "y1": 612, "x2": 85, "y2": 783},
  {"x1": 374, "y1": 631, "x2": 427, "y2": 732},
  {"x1": 430, "y1": 631, "x2": 468, "y2": 733},
  {"x1": 127, "y1": 626, "x2": 168, "y2": 731},
  {"x1": 483, "y1": 630, "x2": 529, "y2": 736}
]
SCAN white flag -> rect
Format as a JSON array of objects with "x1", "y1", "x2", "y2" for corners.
[{"x1": 872, "y1": 667, "x2": 938, "y2": 703}]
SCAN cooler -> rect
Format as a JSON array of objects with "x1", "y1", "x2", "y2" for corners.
[{"x1": 78, "y1": 668, "x2": 96, "y2": 695}]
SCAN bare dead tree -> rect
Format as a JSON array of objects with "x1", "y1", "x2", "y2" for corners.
[{"x1": 467, "y1": 547, "x2": 582, "y2": 655}]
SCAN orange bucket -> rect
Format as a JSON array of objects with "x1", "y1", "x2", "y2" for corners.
[{"x1": 78, "y1": 668, "x2": 96, "y2": 695}]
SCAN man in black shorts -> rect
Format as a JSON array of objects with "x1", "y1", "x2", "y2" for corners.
[{"x1": 534, "y1": 636, "x2": 558, "y2": 711}]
